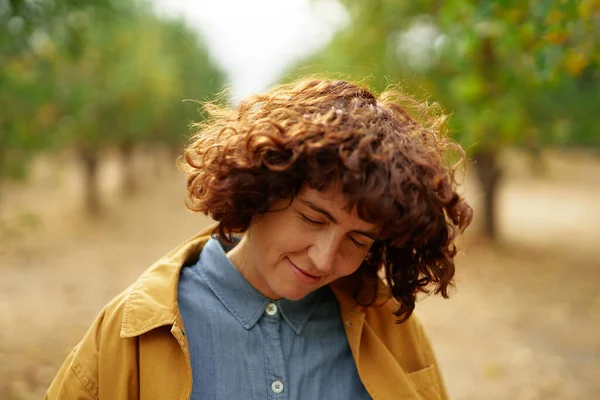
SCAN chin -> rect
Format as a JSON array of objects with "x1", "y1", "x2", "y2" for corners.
[
  {"x1": 282, "y1": 292, "x2": 309, "y2": 301},
  {"x1": 275, "y1": 286, "x2": 312, "y2": 301}
]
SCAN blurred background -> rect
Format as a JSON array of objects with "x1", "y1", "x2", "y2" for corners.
[{"x1": 0, "y1": 0, "x2": 598, "y2": 399}]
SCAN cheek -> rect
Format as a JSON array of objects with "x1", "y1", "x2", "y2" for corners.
[
  {"x1": 336, "y1": 253, "x2": 367, "y2": 277},
  {"x1": 275, "y1": 218, "x2": 318, "y2": 252},
  {"x1": 251, "y1": 217, "x2": 309, "y2": 260},
  {"x1": 340, "y1": 240, "x2": 376, "y2": 274}
]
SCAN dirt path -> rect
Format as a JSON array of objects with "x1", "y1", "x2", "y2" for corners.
[{"x1": 1, "y1": 152, "x2": 598, "y2": 399}]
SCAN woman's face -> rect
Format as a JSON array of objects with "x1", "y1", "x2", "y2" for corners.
[{"x1": 227, "y1": 185, "x2": 379, "y2": 300}]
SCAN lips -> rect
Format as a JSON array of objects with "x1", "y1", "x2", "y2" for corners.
[{"x1": 285, "y1": 257, "x2": 323, "y2": 285}]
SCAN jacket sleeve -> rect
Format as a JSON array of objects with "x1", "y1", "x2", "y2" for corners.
[
  {"x1": 45, "y1": 344, "x2": 99, "y2": 400},
  {"x1": 45, "y1": 308, "x2": 106, "y2": 400}
]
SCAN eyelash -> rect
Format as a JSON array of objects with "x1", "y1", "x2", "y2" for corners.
[
  {"x1": 299, "y1": 213, "x2": 366, "y2": 249},
  {"x1": 349, "y1": 238, "x2": 366, "y2": 249},
  {"x1": 299, "y1": 213, "x2": 323, "y2": 226}
]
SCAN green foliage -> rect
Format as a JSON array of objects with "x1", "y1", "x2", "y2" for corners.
[
  {"x1": 0, "y1": 0, "x2": 225, "y2": 181},
  {"x1": 0, "y1": 0, "x2": 105, "y2": 179},
  {"x1": 288, "y1": 0, "x2": 599, "y2": 153}
]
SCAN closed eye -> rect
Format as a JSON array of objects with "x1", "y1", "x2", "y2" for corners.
[
  {"x1": 348, "y1": 236, "x2": 366, "y2": 248},
  {"x1": 299, "y1": 213, "x2": 324, "y2": 226}
]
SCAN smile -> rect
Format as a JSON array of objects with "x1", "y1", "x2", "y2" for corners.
[{"x1": 285, "y1": 257, "x2": 323, "y2": 285}]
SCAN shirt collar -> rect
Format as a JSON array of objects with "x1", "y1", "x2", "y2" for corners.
[
  {"x1": 195, "y1": 236, "x2": 325, "y2": 334},
  {"x1": 277, "y1": 291, "x2": 325, "y2": 334}
]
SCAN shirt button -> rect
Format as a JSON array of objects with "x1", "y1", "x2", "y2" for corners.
[
  {"x1": 265, "y1": 303, "x2": 278, "y2": 316},
  {"x1": 271, "y1": 380, "x2": 284, "y2": 394}
]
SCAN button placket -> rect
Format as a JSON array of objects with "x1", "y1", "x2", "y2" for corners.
[{"x1": 260, "y1": 304, "x2": 287, "y2": 399}]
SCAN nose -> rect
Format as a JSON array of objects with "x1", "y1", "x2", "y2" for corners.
[{"x1": 307, "y1": 230, "x2": 340, "y2": 275}]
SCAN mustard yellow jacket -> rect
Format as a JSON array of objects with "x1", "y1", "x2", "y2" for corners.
[{"x1": 46, "y1": 225, "x2": 449, "y2": 400}]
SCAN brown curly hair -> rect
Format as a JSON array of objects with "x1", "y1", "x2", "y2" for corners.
[{"x1": 181, "y1": 78, "x2": 473, "y2": 322}]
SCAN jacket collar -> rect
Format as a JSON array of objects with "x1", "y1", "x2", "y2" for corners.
[{"x1": 120, "y1": 223, "x2": 217, "y2": 338}]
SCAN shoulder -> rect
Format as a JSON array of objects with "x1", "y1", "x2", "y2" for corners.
[
  {"x1": 47, "y1": 227, "x2": 217, "y2": 399},
  {"x1": 76, "y1": 286, "x2": 139, "y2": 362}
]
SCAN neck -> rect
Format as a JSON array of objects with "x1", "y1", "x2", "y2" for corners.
[{"x1": 225, "y1": 234, "x2": 280, "y2": 300}]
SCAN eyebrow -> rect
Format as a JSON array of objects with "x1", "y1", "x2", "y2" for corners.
[{"x1": 297, "y1": 199, "x2": 379, "y2": 241}]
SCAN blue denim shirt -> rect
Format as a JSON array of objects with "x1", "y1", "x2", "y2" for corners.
[{"x1": 177, "y1": 237, "x2": 371, "y2": 400}]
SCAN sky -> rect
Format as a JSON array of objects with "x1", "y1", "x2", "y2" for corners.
[{"x1": 152, "y1": 0, "x2": 348, "y2": 101}]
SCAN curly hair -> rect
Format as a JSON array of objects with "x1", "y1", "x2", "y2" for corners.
[{"x1": 180, "y1": 78, "x2": 473, "y2": 322}]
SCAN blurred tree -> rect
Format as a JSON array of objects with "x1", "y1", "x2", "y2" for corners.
[
  {"x1": 0, "y1": 0, "x2": 114, "y2": 182},
  {"x1": 288, "y1": 0, "x2": 599, "y2": 240},
  {"x1": 146, "y1": 17, "x2": 225, "y2": 171},
  {"x1": 50, "y1": 4, "x2": 225, "y2": 212},
  {"x1": 1, "y1": 0, "x2": 225, "y2": 214}
]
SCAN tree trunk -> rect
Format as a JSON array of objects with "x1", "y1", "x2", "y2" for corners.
[
  {"x1": 79, "y1": 147, "x2": 101, "y2": 216},
  {"x1": 120, "y1": 141, "x2": 136, "y2": 197},
  {"x1": 472, "y1": 150, "x2": 502, "y2": 240},
  {"x1": 474, "y1": 37, "x2": 503, "y2": 241}
]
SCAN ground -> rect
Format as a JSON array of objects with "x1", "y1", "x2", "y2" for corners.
[{"x1": 0, "y1": 149, "x2": 598, "y2": 399}]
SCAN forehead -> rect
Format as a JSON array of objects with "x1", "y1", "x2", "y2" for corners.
[
  {"x1": 299, "y1": 184, "x2": 347, "y2": 205},
  {"x1": 296, "y1": 185, "x2": 378, "y2": 230}
]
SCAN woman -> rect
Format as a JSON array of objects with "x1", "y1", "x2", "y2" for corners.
[{"x1": 46, "y1": 78, "x2": 472, "y2": 399}]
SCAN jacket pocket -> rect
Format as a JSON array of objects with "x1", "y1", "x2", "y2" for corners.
[{"x1": 407, "y1": 365, "x2": 444, "y2": 400}]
